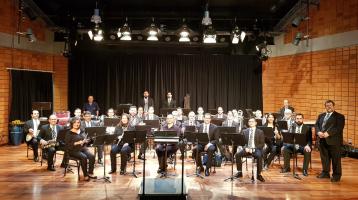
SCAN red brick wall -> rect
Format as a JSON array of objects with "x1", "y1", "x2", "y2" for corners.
[
  {"x1": 284, "y1": 0, "x2": 358, "y2": 44},
  {"x1": 0, "y1": 0, "x2": 68, "y2": 145}
]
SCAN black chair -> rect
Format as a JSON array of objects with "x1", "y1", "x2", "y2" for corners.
[
  {"x1": 63, "y1": 150, "x2": 81, "y2": 181},
  {"x1": 26, "y1": 143, "x2": 32, "y2": 159}
]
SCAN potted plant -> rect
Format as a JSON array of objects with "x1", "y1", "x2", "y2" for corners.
[{"x1": 9, "y1": 120, "x2": 25, "y2": 145}]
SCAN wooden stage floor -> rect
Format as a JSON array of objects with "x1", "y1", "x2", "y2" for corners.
[{"x1": 1, "y1": 144, "x2": 358, "y2": 200}]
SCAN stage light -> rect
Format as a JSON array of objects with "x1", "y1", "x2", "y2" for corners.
[
  {"x1": 256, "y1": 41, "x2": 270, "y2": 61},
  {"x1": 293, "y1": 32, "x2": 302, "y2": 45},
  {"x1": 292, "y1": 16, "x2": 303, "y2": 27},
  {"x1": 26, "y1": 28, "x2": 36, "y2": 42},
  {"x1": 231, "y1": 26, "x2": 240, "y2": 44},
  {"x1": 118, "y1": 17, "x2": 132, "y2": 41},
  {"x1": 164, "y1": 36, "x2": 171, "y2": 42},
  {"x1": 178, "y1": 23, "x2": 190, "y2": 42},
  {"x1": 203, "y1": 25, "x2": 216, "y2": 44},
  {"x1": 88, "y1": 24, "x2": 103, "y2": 41},
  {"x1": 147, "y1": 19, "x2": 159, "y2": 41},
  {"x1": 202, "y1": 3, "x2": 212, "y2": 26},
  {"x1": 240, "y1": 31, "x2": 246, "y2": 42},
  {"x1": 192, "y1": 36, "x2": 199, "y2": 42}
]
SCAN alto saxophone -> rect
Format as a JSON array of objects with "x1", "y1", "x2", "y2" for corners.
[{"x1": 42, "y1": 139, "x2": 58, "y2": 149}]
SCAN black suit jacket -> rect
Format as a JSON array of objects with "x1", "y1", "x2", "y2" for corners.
[
  {"x1": 38, "y1": 124, "x2": 63, "y2": 141},
  {"x1": 162, "y1": 99, "x2": 176, "y2": 108},
  {"x1": 291, "y1": 123, "x2": 312, "y2": 146},
  {"x1": 139, "y1": 97, "x2": 154, "y2": 108},
  {"x1": 315, "y1": 111, "x2": 345, "y2": 146},
  {"x1": 242, "y1": 128, "x2": 265, "y2": 149},
  {"x1": 80, "y1": 120, "x2": 98, "y2": 132},
  {"x1": 198, "y1": 123, "x2": 219, "y2": 144},
  {"x1": 24, "y1": 119, "x2": 41, "y2": 134}
]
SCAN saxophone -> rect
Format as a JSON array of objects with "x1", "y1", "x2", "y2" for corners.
[{"x1": 42, "y1": 139, "x2": 58, "y2": 149}]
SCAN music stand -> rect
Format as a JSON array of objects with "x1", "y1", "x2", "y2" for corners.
[
  {"x1": 121, "y1": 130, "x2": 147, "y2": 178},
  {"x1": 184, "y1": 126, "x2": 196, "y2": 133},
  {"x1": 85, "y1": 127, "x2": 107, "y2": 138},
  {"x1": 257, "y1": 126, "x2": 274, "y2": 138},
  {"x1": 93, "y1": 132, "x2": 117, "y2": 183},
  {"x1": 217, "y1": 127, "x2": 236, "y2": 135},
  {"x1": 255, "y1": 119, "x2": 263, "y2": 126},
  {"x1": 282, "y1": 132, "x2": 307, "y2": 180},
  {"x1": 211, "y1": 119, "x2": 224, "y2": 126},
  {"x1": 117, "y1": 104, "x2": 132, "y2": 115},
  {"x1": 32, "y1": 102, "x2": 52, "y2": 117},
  {"x1": 103, "y1": 118, "x2": 120, "y2": 127},
  {"x1": 278, "y1": 120, "x2": 288, "y2": 131},
  {"x1": 196, "y1": 120, "x2": 203, "y2": 124},
  {"x1": 142, "y1": 120, "x2": 160, "y2": 130},
  {"x1": 221, "y1": 134, "x2": 245, "y2": 181}
]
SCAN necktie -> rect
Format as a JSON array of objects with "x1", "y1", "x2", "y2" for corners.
[
  {"x1": 51, "y1": 126, "x2": 56, "y2": 140},
  {"x1": 248, "y1": 128, "x2": 254, "y2": 148},
  {"x1": 322, "y1": 113, "x2": 331, "y2": 129},
  {"x1": 203, "y1": 124, "x2": 208, "y2": 133},
  {"x1": 228, "y1": 120, "x2": 232, "y2": 127},
  {"x1": 87, "y1": 122, "x2": 91, "y2": 127}
]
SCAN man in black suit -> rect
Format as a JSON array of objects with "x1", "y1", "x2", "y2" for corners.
[
  {"x1": 281, "y1": 113, "x2": 312, "y2": 176},
  {"x1": 162, "y1": 92, "x2": 176, "y2": 108},
  {"x1": 139, "y1": 90, "x2": 154, "y2": 113},
  {"x1": 279, "y1": 99, "x2": 295, "y2": 120},
  {"x1": 38, "y1": 114, "x2": 64, "y2": 171},
  {"x1": 192, "y1": 113, "x2": 219, "y2": 176},
  {"x1": 315, "y1": 100, "x2": 345, "y2": 182},
  {"x1": 234, "y1": 117, "x2": 265, "y2": 182},
  {"x1": 214, "y1": 107, "x2": 227, "y2": 120},
  {"x1": 24, "y1": 110, "x2": 41, "y2": 162}
]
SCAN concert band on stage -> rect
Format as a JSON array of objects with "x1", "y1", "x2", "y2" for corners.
[{"x1": 24, "y1": 93, "x2": 345, "y2": 183}]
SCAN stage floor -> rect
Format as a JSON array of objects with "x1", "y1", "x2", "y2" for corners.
[{"x1": 1, "y1": 144, "x2": 358, "y2": 200}]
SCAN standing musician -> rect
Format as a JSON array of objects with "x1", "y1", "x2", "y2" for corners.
[
  {"x1": 109, "y1": 114, "x2": 135, "y2": 175},
  {"x1": 24, "y1": 110, "x2": 41, "y2": 162},
  {"x1": 83, "y1": 95, "x2": 100, "y2": 117},
  {"x1": 234, "y1": 117, "x2": 265, "y2": 182},
  {"x1": 281, "y1": 113, "x2": 311, "y2": 176},
  {"x1": 315, "y1": 100, "x2": 345, "y2": 182},
  {"x1": 155, "y1": 114, "x2": 180, "y2": 174},
  {"x1": 263, "y1": 113, "x2": 282, "y2": 169},
  {"x1": 192, "y1": 113, "x2": 219, "y2": 176},
  {"x1": 162, "y1": 92, "x2": 176, "y2": 108},
  {"x1": 38, "y1": 114, "x2": 64, "y2": 171},
  {"x1": 65, "y1": 117, "x2": 96, "y2": 181},
  {"x1": 138, "y1": 90, "x2": 154, "y2": 113}
]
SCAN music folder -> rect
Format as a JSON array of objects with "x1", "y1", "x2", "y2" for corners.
[
  {"x1": 185, "y1": 132, "x2": 209, "y2": 144},
  {"x1": 282, "y1": 132, "x2": 307, "y2": 146},
  {"x1": 277, "y1": 120, "x2": 288, "y2": 131},
  {"x1": 257, "y1": 126, "x2": 274, "y2": 138},
  {"x1": 142, "y1": 120, "x2": 160, "y2": 129},
  {"x1": 217, "y1": 126, "x2": 236, "y2": 134},
  {"x1": 184, "y1": 125, "x2": 196, "y2": 133},
  {"x1": 220, "y1": 133, "x2": 246, "y2": 146},
  {"x1": 121, "y1": 130, "x2": 147, "y2": 144},
  {"x1": 103, "y1": 117, "x2": 120, "y2": 127},
  {"x1": 93, "y1": 133, "x2": 120, "y2": 146}
]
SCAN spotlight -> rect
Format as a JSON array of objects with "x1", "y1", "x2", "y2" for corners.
[
  {"x1": 293, "y1": 32, "x2": 302, "y2": 45},
  {"x1": 118, "y1": 17, "x2": 131, "y2": 41},
  {"x1": 109, "y1": 34, "x2": 116, "y2": 40},
  {"x1": 219, "y1": 37, "x2": 226, "y2": 42},
  {"x1": 137, "y1": 35, "x2": 143, "y2": 40},
  {"x1": 292, "y1": 16, "x2": 304, "y2": 27},
  {"x1": 192, "y1": 36, "x2": 199, "y2": 42},
  {"x1": 88, "y1": 24, "x2": 103, "y2": 41},
  {"x1": 203, "y1": 25, "x2": 216, "y2": 44},
  {"x1": 178, "y1": 23, "x2": 190, "y2": 42},
  {"x1": 256, "y1": 41, "x2": 270, "y2": 61},
  {"x1": 231, "y1": 26, "x2": 240, "y2": 44},
  {"x1": 147, "y1": 19, "x2": 159, "y2": 41},
  {"x1": 240, "y1": 31, "x2": 246, "y2": 42},
  {"x1": 164, "y1": 36, "x2": 171, "y2": 42},
  {"x1": 202, "y1": 3, "x2": 212, "y2": 25},
  {"x1": 26, "y1": 28, "x2": 37, "y2": 42}
]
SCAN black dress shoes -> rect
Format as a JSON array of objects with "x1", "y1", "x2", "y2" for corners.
[
  {"x1": 317, "y1": 173, "x2": 330, "y2": 179},
  {"x1": 280, "y1": 168, "x2": 291, "y2": 173},
  {"x1": 303, "y1": 170, "x2": 308, "y2": 176},
  {"x1": 88, "y1": 174, "x2": 97, "y2": 179},
  {"x1": 205, "y1": 167, "x2": 210, "y2": 176},
  {"x1": 120, "y1": 169, "x2": 126, "y2": 175},
  {"x1": 108, "y1": 170, "x2": 116, "y2": 174},
  {"x1": 234, "y1": 172, "x2": 243, "y2": 178},
  {"x1": 33, "y1": 157, "x2": 39, "y2": 162},
  {"x1": 47, "y1": 167, "x2": 56, "y2": 171},
  {"x1": 257, "y1": 175, "x2": 265, "y2": 182},
  {"x1": 331, "y1": 177, "x2": 341, "y2": 182}
]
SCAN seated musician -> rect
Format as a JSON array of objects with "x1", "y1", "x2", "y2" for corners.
[
  {"x1": 38, "y1": 114, "x2": 64, "y2": 171},
  {"x1": 234, "y1": 117, "x2": 265, "y2": 182},
  {"x1": 220, "y1": 111, "x2": 240, "y2": 161},
  {"x1": 81, "y1": 111, "x2": 103, "y2": 164},
  {"x1": 263, "y1": 113, "x2": 282, "y2": 169},
  {"x1": 281, "y1": 113, "x2": 311, "y2": 176},
  {"x1": 129, "y1": 106, "x2": 143, "y2": 127},
  {"x1": 137, "y1": 106, "x2": 145, "y2": 120},
  {"x1": 155, "y1": 114, "x2": 180, "y2": 174},
  {"x1": 213, "y1": 106, "x2": 227, "y2": 120},
  {"x1": 73, "y1": 108, "x2": 82, "y2": 119},
  {"x1": 144, "y1": 106, "x2": 159, "y2": 120},
  {"x1": 65, "y1": 117, "x2": 96, "y2": 181},
  {"x1": 162, "y1": 92, "x2": 176, "y2": 108},
  {"x1": 101, "y1": 108, "x2": 119, "y2": 134},
  {"x1": 182, "y1": 111, "x2": 200, "y2": 130},
  {"x1": 192, "y1": 113, "x2": 219, "y2": 176},
  {"x1": 24, "y1": 110, "x2": 40, "y2": 162},
  {"x1": 196, "y1": 107, "x2": 205, "y2": 120},
  {"x1": 176, "y1": 107, "x2": 188, "y2": 121},
  {"x1": 171, "y1": 110, "x2": 182, "y2": 128},
  {"x1": 109, "y1": 114, "x2": 135, "y2": 175}
]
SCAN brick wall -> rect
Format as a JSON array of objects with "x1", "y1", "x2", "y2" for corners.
[
  {"x1": 0, "y1": 0, "x2": 68, "y2": 145},
  {"x1": 284, "y1": 0, "x2": 358, "y2": 44}
]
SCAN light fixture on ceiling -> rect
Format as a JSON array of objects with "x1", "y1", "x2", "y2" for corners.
[
  {"x1": 88, "y1": 4, "x2": 103, "y2": 42},
  {"x1": 202, "y1": 3, "x2": 212, "y2": 26},
  {"x1": 178, "y1": 19, "x2": 190, "y2": 42},
  {"x1": 203, "y1": 25, "x2": 216, "y2": 44},
  {"x1": 117, "y1": 17, "x2": 131, "y2": 41},
  {"x1": 147, "y1": 18, "x2": 159, "y2": 41},
  {"x1": 16, "y1": 28, "x2": 37, "y2": 42},
  {"x1": 291, "y1": 16, "x2": 304, "y2": 27},
  {"x1": 292, "y1": 32, "x2": 309, "y2": 46},
  {"x1": 231, "y1": 26, "x2": 240, "y2": 44},
  {"x1": 256, "y1": 41, "x2": 270, "y2": 61}
]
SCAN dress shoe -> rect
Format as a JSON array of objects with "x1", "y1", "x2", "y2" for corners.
[
  {"x1": 33, "y1": 157, "x2": 39, "y2": 162},
  {"x1": 108, "y1": 170, "x2": 116, "y2": 174},
  {"x1": 88, "y1": 174, "x2": 97, "y2": 179},
  {"x1": 280, "y1": 168, "x2": 290, "y2": 173},
  {"x1": 84, "y1": 176, "x2": 90, "y2": 181},
  {"x1": 205, "y1": 167, "x2": 210, "y2": 176},
  {"x1": 303, "y1": 170, "x2": 308, "y2": 177},
  {"x1": 234, "y1": 172, "x2": 243, "y2": 178},
  {"x1": 157, "y1": 168, "x2": 164, "y2": 174},
  {"x1": 120, "y1": 169, "x2": 126, "y2": 175},
  {"x1": 98, "y1": 159, "x2": 103, "y2": 164},
  {"x1": 331, "y1": 177, "x2": 341, "y2": 182},
  {"x1": 196, "y1": 166, "x2": 204, "y2": 174},
  {"x1": 47, "y1": 167, "x2": 56, "y2": 171},
  {"x1": 257, "y1": 175, "x2": 265, "y2": 182},
  {"x1": 317, "y1": 173, "x2": 330, "y2": 179}
]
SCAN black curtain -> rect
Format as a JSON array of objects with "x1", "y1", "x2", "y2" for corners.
[
  {"x1": 9, "y1": 70, "x2": 53, "y2": 121},
  {"x1": 69, "y1": 51, "x2": 262, "y2": 115}
]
